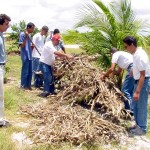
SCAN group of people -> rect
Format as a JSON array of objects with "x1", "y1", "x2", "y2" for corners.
[
  {"x1": 18, "y1": 22, "x2": 73, "y2": 97},
  {"x1": 0, "y1": 14, "x2": 73, "y2": 127},
  {"x1": 0, "y1": 13, "x2": 149, "y2": 137},
  {"x1": 101, "y1": 37, "x2": 150, "y2": 136}
]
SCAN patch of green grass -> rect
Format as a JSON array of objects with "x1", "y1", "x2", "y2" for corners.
[
  {"x1": 66, "y1": 48, "x2": 85, "y2": 55},
  {"x1": 0, "y1": 126, "x2": 26, "y2": 150},
  {"x1": 0, "y1": 55, "x2": 42, "y2": 149},
  {"x1": 0, "y1": 131, "x2": 16, "y2": 150},
  {"x1": 146, "y1": 105, "x2": 150, "y2": 138},
  {"x1": 5, "y1": 40, "x2": 19, "y2": 53},
  {"x1": 4, "y1": 85, "x2": 38, "y2": 114},
  {"x1": 6, "y1": 55, "x2": 21, "y2": 80}
]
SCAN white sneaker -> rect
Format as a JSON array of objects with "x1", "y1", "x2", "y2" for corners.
[
  {"x1": 0, "y1": 120, "x2": 11, "y2": 127},
  {"x1": 130, "y1": 125, "x2": 146, "y2": 136}
]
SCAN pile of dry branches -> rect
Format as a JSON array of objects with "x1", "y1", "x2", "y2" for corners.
[
  {"x1": 21, "y1": 103, "x2": 125, "y2": 145},
  {"x1": 53, "y1": 55, "x2": 130, "y2": 121},
  {"x1": 20, "y1": 55, "x2": 130, "y2": 145}
]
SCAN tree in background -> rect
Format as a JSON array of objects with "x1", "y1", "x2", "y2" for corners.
[
  {"x1": 62, "y1": 30, "x2": 83, "y2": 44},
  {"x1": 76, "y1": 0, "x2": 149, "y2": 68},
  {"x1": 9, "y1": 20, "x2": 26, "y2": 50}
]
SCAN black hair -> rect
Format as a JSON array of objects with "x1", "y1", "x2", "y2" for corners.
[
  {"x1": 123, "y1": 36, "x2": 137, "y2": 47},
  {"x1": 0, "y1": 14, "x2": 11, "y2": 25},
  {"x1": 110, "y1": 47, "x2": 118, "y2": 53},
  {"x1": 26, "y1": 22, "x2": 35, "y2": 29},
  {"x1": 53, "y1": 28, "x2": 60, "y2": 35},
  {"x1": 42, "y1": 25, "x2": 49, "y2": 31}
]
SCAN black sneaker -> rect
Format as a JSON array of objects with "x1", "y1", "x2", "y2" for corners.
[{"x1": 38, "y1": 92, "x2": 50, "y2": 98}]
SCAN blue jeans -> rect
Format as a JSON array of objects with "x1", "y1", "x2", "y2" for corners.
[
  {"x1": 21, "y1": 59, "x2": 32, "y2": 89},
  {"x1": 132, "y1": 77, "x2": 150, "y2": 132},
  {"x1": 40, "y1": 62, "x2": 54, "y2": 94},
  {"x1": 32, "y1": 57, "x2": 43, "y2": 87},
  {"x1": 121, "y1": 64, "x2": 135, "y2": 110}
]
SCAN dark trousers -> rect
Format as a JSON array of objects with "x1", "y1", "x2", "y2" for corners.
[
  {"x1": 32, "y1": 57, "x2": 43, "y2": 87},
  {"x1": 21, "y1": 59, "x2": 32, "y2": 89},
  {"x1": 40, "y1": 62, "x2": 55, "y2": 94}
]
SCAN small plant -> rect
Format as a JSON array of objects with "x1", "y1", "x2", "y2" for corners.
[{"x1": 4, "y1": 66, "x2": 10, "y2": 83}]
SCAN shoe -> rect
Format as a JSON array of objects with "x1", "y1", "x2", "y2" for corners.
[
  {"x1": 130, "y1": 125, "x2": 146, "y2": 136},
  {"x1": 28, "y1": 87, "x2": 32, "y2": 91},
  {"x1": 20, "y1": 86, "x2": 32, "y2": 91},
  {"x1": 50, "y1": 92, "x2": 57, "y2": 95},
  {"x1": 0, "y1": 120, "x2": 11, "y2": 127},
  {"x1": 38, "y1": 92, "x2": 50, "y2": 98},
  {"x1": 128, "y1": 124, "x2": 137, "y2": 130}
]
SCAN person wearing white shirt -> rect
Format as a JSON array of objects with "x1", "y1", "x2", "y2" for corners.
[
  {"x1": 32, "y1": 26, "x2": 49, "y2": 88},
  {"x1": 101, "y1": 48, "x2": 135, "y2": 111},
  {"x1": 123, "y1": 36, "x2": 150, "y2": 135},
  {"x1": 0, "y1": 14, "x2": 11, "y2": 127},
  {"x1": 45, "y1": 28, "x2": 65, "y2": 53},
  {"x1": 39, "y1": 34, "x2": 73, "y2": 97}
]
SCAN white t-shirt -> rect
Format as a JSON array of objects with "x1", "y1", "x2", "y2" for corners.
[
  {"x1": 39, "y1": 41, "x2": 57, "y2": 66},
  {"x1": 133, "y1": 47, "x2": 150, "y2": 80},
  {"x1": 32, "y1": 33, "x2": 45, "y2": 58},
  {"x1": 112, "y1": 51, "x2": 133, "y2": 69}
]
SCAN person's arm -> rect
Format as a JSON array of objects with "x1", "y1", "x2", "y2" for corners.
[
  {"x1": 100, "y1": 63, "x2": 116, "y2": 80},
  {"x1": 20, "y1": 31, "x2": 29, "y2": 48},
  {"x1": 129, "y1": 67, "x2": 133, "y2": 77},
  {"x1": 133, "y1": 71, "x2": 145, "y2": 100},
  {"x1": 54, "y1": 50, "x2": 73, "y2": 60},
  {"x1": 113, "y1": 67, "x2": 122, "y2": 76}
]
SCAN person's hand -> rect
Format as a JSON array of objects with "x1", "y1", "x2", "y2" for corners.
[
  {"x1": 32, "y1": 43, "x2": 35, "y2": 48},
  {"x1": 66, "y1": 54, "x2": 74, "y2": 60},
  {"x1": 133, "y1": 91, "x2": 140, "y2": 101},
  {"x1": 130, "y1": 68, "x2": 133, "y2": 77},
  {"x1": 24, "y1": 30, "x2": 29, "y2": 38},
  {"x1": 100, "y1": 74, "x2": 105, "y2": 81}
]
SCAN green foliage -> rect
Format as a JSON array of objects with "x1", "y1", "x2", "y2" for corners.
[
  {"x1": 145, "y1": 36, "x2": 150, "y2": 46},
  {"x1": 0, "y1": 131, "x2": 16, "y2": 150},
  {"x1": 9, "y1": 20, "x2": 26, "y2": 48},
  {"x1": 4, "y1": 66, "x2": 10, "y2": 83},
  {"x1": 79, "y1": 30, "x2": 112, "y2": 68},
  {"x1": 75, "y1": 0, "x2": 149, "y2": 69},
  {"x1": 62, "y1": 30, "x2": 83, "y2": 44},
  {"x1": 32, "y1": 27, "x2": 40, "y2": 37}
]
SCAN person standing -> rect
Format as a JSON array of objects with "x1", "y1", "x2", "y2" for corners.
[
  {"x1": 0, "y1": 14, "x2": 11, "y2": 126},
  {"x1": 32, "y1": 26, "x2": 49, "y2": 88},
  {"x1": 46, "y1": 28, "x2": 66, "y2": 53},
  {"x1": 19, "y1": 22, "x2": 35, "y2": 90},
  {"x1": 100, "y1": 48, "x2": 135, "y2": 111},
  {"x1": 39, "y1": 34, "x2": 73, "y2": 97},
  {"x1": 123, "y1": 36, "x2": 150, "y2": 135}
]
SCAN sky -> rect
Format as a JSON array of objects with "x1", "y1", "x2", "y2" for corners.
[{"x1": 1, "y1": 0, "x2": 150, "y2": 33}]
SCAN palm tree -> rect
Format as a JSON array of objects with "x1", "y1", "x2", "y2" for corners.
[
  {"x1": 75, "y1": 0, "x2": 149, "y2": 88},
  {"x1": 76, "y1": 0, "x2": 148, "y2": 67}
]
